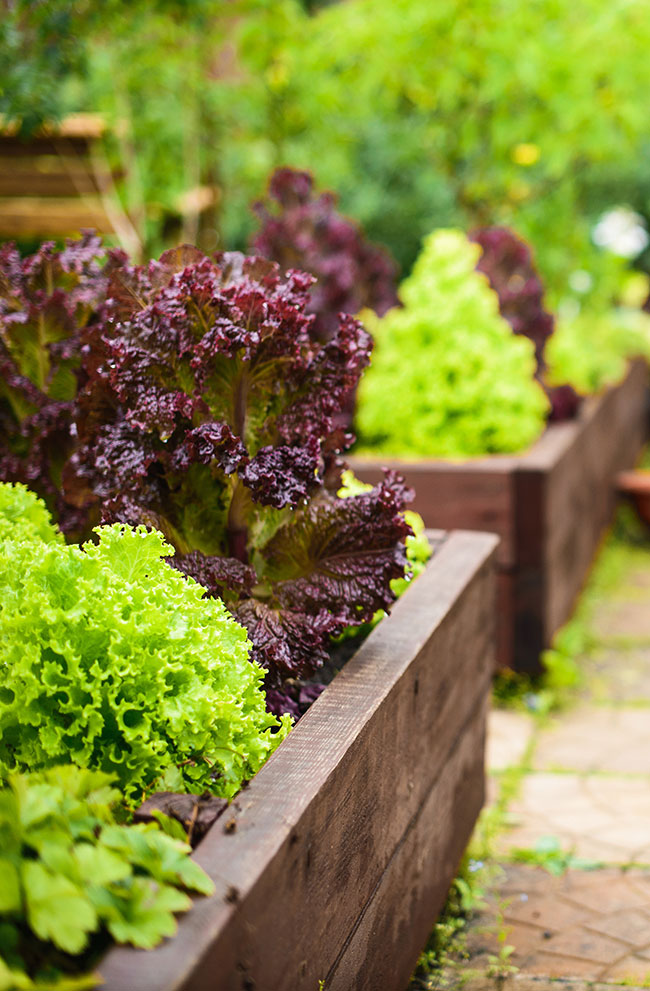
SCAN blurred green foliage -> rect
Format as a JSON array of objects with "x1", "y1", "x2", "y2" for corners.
[
  {"x1": 548, "y1": 304, "x2": 650, "y2": 394},
  {"x1": 3, "y1": 0, "x2": 650, "y2": 308}
]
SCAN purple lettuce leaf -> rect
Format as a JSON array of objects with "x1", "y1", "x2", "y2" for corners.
[
  {"x1": 0, "y1": 233, "x2": 123, "y2": 533},
  {"x1": 169, "y1": 551, "x2": 257, "y2": 601},
  {"x1": 252, "y1": 167, "x2": 399, "y2": 344},
  {"x1": 261, "y1": 473, "x2": 413, "y2": 627},
  {"x1": 470, "y1": 226, "x2": 580, "y2": 422},
  {"x1": 72, "y1": 245, "x2": 411, "y2": 687}
]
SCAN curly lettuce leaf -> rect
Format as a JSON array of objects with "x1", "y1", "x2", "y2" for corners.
[{"x1": 0, "y1": 485, "x2": 288, "y2": 803}]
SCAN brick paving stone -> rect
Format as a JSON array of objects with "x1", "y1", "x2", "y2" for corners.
[
  {"x1": 486, "y1": 708, "x2": 536, "y2": 772},
  {"x1": 591, "y1": 598, "x2": 650, "y2": 642},
  {"x1": 503, "y1": 894, "x2": 592, "y2": 932},
  {"x1": 442, "y1": 979, "x2": 650, "y2": 990},
  {"x1": 585, "y1": 646, "x2": 650, "y2": 703},
  {"x1": 496, "y1": 774, "x2": 650, "y2": 864},
  {"x1": 533, "y1": 707, "x2": 650, "y2": 774},
  {"x1": 582, "y1": 908, "x2": 650, "y2": 945},
  {"x1": 507, "y1": 923, "x2": 625, "y2": 967},
  {"x1": 589, "y1": 820, "x2": 650, "y2": 856},
  {"x1": 603, "y1": 954, "x2": 650, "y2": 982},
  {"x1": 520, "y1": 951, "x2": 607, "y2": 979},
  {"x1": 415, "y1": 538, "x2": 650, "y2": 991},
  {"x1": 628, "y1": 569, "x2": 650, "y2": 590},
  {"x1": 453, "y1": 981, "x2": 650, "y2": 990},
  {"x1": 457, "y1": 867, "x2": 650, "y2": 985}
]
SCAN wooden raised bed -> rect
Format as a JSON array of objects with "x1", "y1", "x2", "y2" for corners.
[
  {"x1": 99, "y1": 529, "x2": 498, "y2": 991},
  {"x1": 350, "y1": 360, "x2": 648, "y2": 674}
]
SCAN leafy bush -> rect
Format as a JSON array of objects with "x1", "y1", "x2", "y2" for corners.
[
  {"x1": 251, "y1": 166, "x2": 399, "y2": 341},
  {"x1": 547, "y1": 306, "x2": 650, "y2": 395},
  {"x1": 0, "y1": 483, "x2": 288, "y2": 804},
  {"x1": 0, "y1": 234, "x2": 124, "y2": 535},
  {"x1": 64, "y1": 247, "x2": 411, "y2": 700},
  {"x1": 0, "y1": 764, "x2": 214, "y2": 988},
  {"x1": 355, "y1": 230, "x2": 549, "y2": 458}
]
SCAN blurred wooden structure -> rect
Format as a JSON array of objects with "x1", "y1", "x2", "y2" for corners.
[{"x1": 0, "y1": 114, "x2": 141, "y2": 256}]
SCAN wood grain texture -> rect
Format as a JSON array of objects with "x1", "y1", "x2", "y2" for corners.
[
  {"x1": 99, "y1": 529, "x2": 498, "y2": 991},
  {"x1": 348, "y1": 458, "x2": 518, "y2": 567},
  {"x1": 327, "y1": 692, "x2": 487, "y2": 991},
  {"x1": 351, "y1": 361, "x2": 649, "y2": 674},
  {"x1": 0, "y1": 197, "x2": 115, "y2": 236},
  {"x1": 0, "y1": 170, "x2": 116, "y2": 197},
  {"x1": 540, "y1": 359, "x2": 648, "y2": 637},
  {"x1": 0, "y1": 134, "x2": 94, "y2": 157}
]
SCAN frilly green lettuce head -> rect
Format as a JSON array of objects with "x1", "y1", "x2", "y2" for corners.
[
  {"x1": 0, "y1": 481, "x2": 64, "y2": 546},
  {"x1": 355, "y1": 229, "x2": 549, "y2": 458},
  {"x1": 0, "y1": 485, "x2": 289, "y2": 805}
]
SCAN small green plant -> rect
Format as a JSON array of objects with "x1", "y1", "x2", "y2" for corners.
[
  {"x1": 0, "y1": 764, "x2": 214, "y2": 988},
  {"x1": 409, "y1": 856, "x2": 489, "y2": 988},
  {"x1": 485, "y1": 900, "x2": 517, "y2": 984},
  {"x1": 0, "y1": 483, "x2": 289, "y2": 805},
  {"x1": 356, "y1": 230, "x2": 549, "y2": 458},
  {"x1": 509, "y1": 836, "x2": 602, "y2": 875}
]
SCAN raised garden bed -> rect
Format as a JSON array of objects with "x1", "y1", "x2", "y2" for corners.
[
  {"x1": 350, "y1": 360, "x2": 649, "y2": 674},
  {"x1": 98, "y1": 528, "x2": 498, "y2": 991}
]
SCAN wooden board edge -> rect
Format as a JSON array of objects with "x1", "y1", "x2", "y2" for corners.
[{"x1": 98, "y1": 530, "x2": 498, "y2": 990}]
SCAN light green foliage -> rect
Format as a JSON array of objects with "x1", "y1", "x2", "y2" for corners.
[
  {"x1": 510, "y1": 835, "x2": 601, "y2": 876},
  {"x1": 7, "y1": 0, "x2": 650, "y2": 296},
  {"x1": 0, "y1": 765, "x2": 214, "y2": 986},
  {"x1": 287, "y1": 0, "x2": 650, "y2": 295},
  {"x1": 548, "y1": 306, "x2": 650, "y2": 395},
  {"x1": 355, "y1": 230, "x2": 549, "y2": 458},
  {"x1": 0, "y1": 484, "x2": 63, "y2": 547},
  {"x1": 0, "y1": 484, "x2": 289, "y2": 805}
]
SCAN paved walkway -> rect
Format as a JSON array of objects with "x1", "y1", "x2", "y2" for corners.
[{"x1": 431, "y1": 526, "x2": 650, "y2": 989}]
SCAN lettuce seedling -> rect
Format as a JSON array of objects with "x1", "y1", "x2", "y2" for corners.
[
  {"x1": 0, "y1": 233, "x2": 124, "y2": 535},
  {"x1": 251, "y1": 167, "x2": 399, "y2": 342},
  {"x1": 0, "y1": 764, "x2": 214, "y2": 986},
  {"x1": 64, "y1": 248, "x2": 411, "y2": 696},
  {"x1": 0, "y1": 483, "x2": 288, "y2": 803}
]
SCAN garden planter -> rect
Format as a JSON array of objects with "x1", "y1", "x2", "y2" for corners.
[
  {"x1": 350, "y1": 359, "x2": 649, "y2": 674},
  {"x1": 99, "y1": 528, "x2": 498, "y2": 991}
]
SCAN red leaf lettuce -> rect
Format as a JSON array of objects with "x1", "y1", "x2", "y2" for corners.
[
  {"x1": 251, "y1": 167, "x2": 399, "y2": 343},
  {"x1": 67, "y1": 247, "x2": 412, "y2": 694},
  {"x1": 470, "y1": 226, "x2": 580, "y2": 421},
  {"x1": 0, "y1": 232, "x2": 125, "y2": 533}
]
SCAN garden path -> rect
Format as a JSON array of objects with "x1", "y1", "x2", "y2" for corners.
[{"x1": 423, "y1": 519, "x2": 650, "y2": 989}]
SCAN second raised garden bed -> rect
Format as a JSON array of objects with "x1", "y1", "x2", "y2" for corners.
[
  {"x1": 98, "y1": 528, "x2": 498, "y2": 991},
  {"x1": 350, "y1": 360, "x2": 648, "y2": 674}
]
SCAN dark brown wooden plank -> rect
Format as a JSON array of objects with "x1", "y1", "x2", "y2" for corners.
[
  {"x1": 327, "y1": 692, "x2": 487, "y2": 991},
  {"x1": 0, "y1": 135, "x2": 95, "y2": 158},
  {"x1": 541, "y1": 359, "x2": 648, "y2": 637},
  {"x1": 98, "y1": 530, "x2": 498, "y2": 991},
  {"x1": 351, "y1": 360, "x2": 648, "y2": 673},
  {"x1": 348, "y1": 457, "x2": 518, "y2": 567},
  {"x1": 0, "y1": 197, "x2": 115, "y2": 236},
  {"x1": 0, "y1": 171, "x2": 113, "y2": 197}
]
